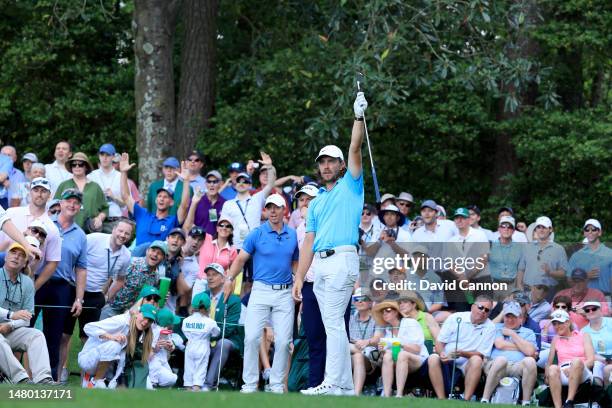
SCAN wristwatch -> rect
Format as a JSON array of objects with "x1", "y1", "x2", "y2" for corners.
[
  {"x1": 75, "y1": 298, "x2": 84, "y2": 305},
  {"x1": 227, "y1": 276, "x2": 234, "y2": 282}
]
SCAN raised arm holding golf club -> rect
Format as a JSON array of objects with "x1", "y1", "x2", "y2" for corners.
[{"x1": 292, "y1": 91, "x2": 368, "y2": 396}]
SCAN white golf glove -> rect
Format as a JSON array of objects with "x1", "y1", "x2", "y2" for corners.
[{"x1": 354, "y1": 92, "x2": 368, "y2": 118}]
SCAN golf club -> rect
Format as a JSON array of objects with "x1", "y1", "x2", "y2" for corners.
[
  {"x1": 449, "y1": 316, "x2": 462, "y2": 399},
  {"x1": 215, "y1": 302, "x2": 229, "y2": 391},
  {"x1": 356, "y1": 72, "x2": 381, "y2": 203}
]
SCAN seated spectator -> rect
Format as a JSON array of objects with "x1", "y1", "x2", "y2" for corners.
[
  {"x1": 102, "y1": 241, "x2": 168, "y2": 318},
  {"x1": 348, "y1": 288, "x2": 378, "y2": 396},
  {"x1": 581, "y1": 301, "x2": 612, "y2": 387},
  {"x1": 512, "y1": 291, "x2": 543, "y2": 350},
  {"x1": 528, "y1": 281, "x2": 552, "y2": 323},
  {"x1": 404, "y1": 246, "x2": 446, "y2": 316},
  {"x1": 427, "y1": 295, "x2": 496, "y2": 400},
  {"x1": 78, "y1": 303, "x2": 157, "y2": 389},
  {"x1": 545, "y1": 309, "x2": 595, "y2": 408},
  {"x1": 54, "y1": 152, "x2": 109, "y2": 232},
  {"x1": 397, "y1": 291, "x2": 440, "y2": 343},
  {"x1": 0, "y1": 243, "x2": 54, "y2": 384},
  {"x1": 556, "y1": 268, "x2": 609, "y2": 328},
  {"x1": 481, "y1": 301, "x2": 538, "y2": 405},
  {"x1": 568, "y1": 219, "x2": 611, "y2": 296}
]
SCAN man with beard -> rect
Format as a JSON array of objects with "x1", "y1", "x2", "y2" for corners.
[{"x1": 292, "y1": 92, "x2": 368, "y2": 396}]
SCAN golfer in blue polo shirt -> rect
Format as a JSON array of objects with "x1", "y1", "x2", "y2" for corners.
[
  {"x1": 293, "y1": 92, "x2": 367, "y2": 396},
  {"x1": 224, "y1": 190, "x2": 298, "y2": 394}
]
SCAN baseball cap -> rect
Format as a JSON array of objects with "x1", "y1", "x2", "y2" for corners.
[
  {"x1": 112, "y1": 153, "x2": 121, "y2": 163},
  {"x1": 99, "y1": 143, "x2": 116, "y2": 155},
  {"x1": 28, "y1": 220, "x2": 48, "y2": 236},
  {"x1": 315, "y1": 145, "x2": 344, "y2": 162},
  {"x1": 467, "y1": 204, "x2": 481, "y2": 215},
  {"x1": 499, "y1": 216, "x2": 516, "y2": 228},
  {"x1": 502, "y1": 301, "x2": 522, "y2": 317},
  {"x1": 295, "y1": 184, "x2": 319, "y2": 199},
  {"x1": 583, "y1": 219, "x2": 602, "y2": 230},
  {"x1": 265, "y1": 193, "x2": 286, "y2": 208},
  {"x1": 352, "y1": 287, "x2": 370, "y2": 302},
  {"x1": 189, "y1": 226, "x2": 205, "y2": 237},
  {"x1": 204, "y1": 262, "x2": 225, "y2": 276},
  {"x1": 149, "y1": 240, "x2": 168, "y2": 257},
  {"x1": 192, "y1": 292, "x2": 211, "y2": 310},
  {"x1": 22, "y1": 153, "x2": 38, "y2": 163},
  {"x1": 420, "y1": 199, "x2": 437, "y2": 210},
  {"x1": 168, "y1": 227, "x2": 186, "y2": 240},
  {"x1": 60, "y1": 188, "x2": 83, "y2": 202},
  {"x1": 498, "y1": 206, "x2": 514, "y2": 215},
  {"x1": 162, "y1": 157, "x2": 180, "y2": 169},
  {"x1": 228, "y1": 162, "x2": 244, "y2": 172},
  {"x1": 380, "y1": 193, "x2": 396, "y2": 204},
  {"x1": 363, "y1": 203, "x2": 377, "y2": 214},
  {"x1": 205, "y1": 170, "x2": 222, "y2": 181},
  {"x1": 156, "y1": 187, "x2": 174, "y2": 197},
  {"x1": 139, "y1": 303, "x2": 158, "y2": 321},
  {"x1": 46, "y1": 199, "x2": 60, "y2": 210},
  {"x1": 25, "y1": 236, "x2": 40, "y2": 249},
  {"x1": 7, "y1": 242, "x2": 27, "y2": 255},
  {"x1": 236, "y1": 172, "x2": 252, "y2": 183},
  {"x1": 156, "y1": 308, "x2": 180, "y2": 327},
  {"x1": 570, "y1": 268, "x2": 587, "y2": 281},
  {"x1": 30, "y1": 177, "x2": 51, "y2": 192},
  {"x1": 411, "y1": 245, "x2": 429, "y2": 256},
  {"x1": 535, "y1": 216, "x2": 553, "y2": 228},
  {"x1": 138, "y1": 285, "x2": 161, "y2": 300},
  {"x1": 583, "y1": 301, "x2": 601, "y2": 309},
  {"x1": 397, "y1": 192, "x2": 414, "y2": 203},
  {"x1": 188, "y1": 150, "x2": 204, "y2": 162},
  {"x1": 452, "y1": 208, "x2": 469, "y2": 218},
  {"x1": 550, "y1": 309, "x2": 570, "y2": 323},
  {"x1": 436, "y1": 205, "x2": 447, "y2": 217}
]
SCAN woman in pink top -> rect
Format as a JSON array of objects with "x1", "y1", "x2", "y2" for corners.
[
  {"x1": 546, "y1": 309, "x2": 594, "y2": 408},
  {"x1": 196, "y1": 215, "x2": 237, "y2": 279}
]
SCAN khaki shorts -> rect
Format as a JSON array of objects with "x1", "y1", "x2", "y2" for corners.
[{"x1": 484, "y1": 358, "x2": 527, "y2": 377}]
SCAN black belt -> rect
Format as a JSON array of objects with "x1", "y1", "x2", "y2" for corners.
[
  {"x1": 270, "y1": 283, "x2": 291, "y2": 290},
  {"x1": 106, "y1": 217, "x2": 123, "y2": 222},
  {"x1": 318, "y1": 249, "x2": 336, "y2": 258}
]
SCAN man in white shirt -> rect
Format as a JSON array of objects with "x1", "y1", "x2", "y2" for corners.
[
  {"x1": 0, "y1": 177, "x2": 60, "y2": 290},
  {"x1": 44, "y1": 140, "x2": 72, "y2": 196},
  {"x1": 492, "y1": 207, "x2": 528, "y2": 243},
  {"x1": 467, "y1": 205, "x2": 494, "y2": 241},
  {"x1": 412, "y1": 199, "x2": 457, "y2": 259},
  {"x1": 88, "y1": 143, "x2": 125, "y2": 232}
]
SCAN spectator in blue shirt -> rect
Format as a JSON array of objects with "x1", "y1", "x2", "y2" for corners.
[
  {"x1": 118, "y1": 153, "x2": 191, "y2": 251},
  {"x1": 568, "y1": 219, "x2": 612, "y2": 296}
]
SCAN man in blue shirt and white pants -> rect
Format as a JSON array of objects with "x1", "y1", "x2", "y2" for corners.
[
  {"x1": 293, "y1": 92, "x2": 368, "y2": 396},
  {"x1": 224, "y1": 190, "x2": 299, "y2": 394}
]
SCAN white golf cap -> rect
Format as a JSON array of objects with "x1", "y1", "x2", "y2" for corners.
[
  {"x1": 380, "y1": 193, "x2": 396, "y2": 204},
  {"x1": 28, "y1": 219, "x2": 48, "y2": 235},
  {"x1": 264, "y1": 193, "x2": 286, "y2": 208},
  {"x1": 295, "y1": 184, "x2": 319, "y2": 198},
  {"x1": 30, "y1": 177, "x2": 51, "y2": 192},
  {"x1": 535, "y1": 216, "x2": 553, "y2": 228},
  {"x1": 315, "y1": 145, "x2": 344, "y2": 162},
  {"x1": 583, "y1": 301, "x2": 601, "y2": 309},
  {"x1": 499, "y1": 216, "x2": 516, "y2": 228},
  {"x1": 25, "y1": 235, "x2": 41, "y2": 249},
  {"x1": 584, "y1": 219, "x2": 602, "y2": 230},
  {"x1": 22, "y1": 153, "x2": 38, "y2": 163},
  {"x1": 205, "y1": 170, "x2": 222, "y2": 181},
  {"x1": 411, "y1": 245, "x2": 429, "y2": 255},
  {"x1": 550, "y1": 309, "x2": 570, "y2": 323},
  {"x1": 397, "y1": 192, "x2": 414, "y2": 203},
  {"x1": 436, "y1": 205, "x2": 446, "y2": 217}
]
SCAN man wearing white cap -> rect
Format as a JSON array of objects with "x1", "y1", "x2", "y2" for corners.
[
  {"x1": 480, "y1": 301, "x2": 537, "y2": 405},
  {"x1": 569, "y1": 219, "x2": 612, "y2": 296},
  {"x1": 519, "y1": 216, "x2": 569, "y2": 290},
  {"x1": 0, "y1": 177, "x2": 60, "y2": 290},
  {"x1": 224, "y1": 193, "x2": 298, "y2": 393},
  {"x1": 292, "y1": 91, "x2": 368, "y2": 396}
]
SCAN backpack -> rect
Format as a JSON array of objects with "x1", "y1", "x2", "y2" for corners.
[{"x1": 491, "y1": 376, "x2": 520, "y2": 404}]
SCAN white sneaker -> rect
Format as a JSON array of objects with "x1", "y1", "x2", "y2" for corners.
[
  {"x1": 59, "y1": 367, "x2": 69, "y2": 385},
  {"x1": 94, "y1": 379, "x2": 107, "y2": 389},
  {"x1": 264, "y1": 384, "x2": 284, "y2": 394},
  {"x1": 300, "y1": 382, "x2": 340, "y2": 396},
  {"x1": 240, "y1": 384, "x2": 258, "y2": 394},
  {"x1": 200, "y1": 386, "x2": 210, "y2": 392}
]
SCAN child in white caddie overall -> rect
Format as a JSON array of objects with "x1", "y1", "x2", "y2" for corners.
[
  {"x1": 148, "y1": 308, "x2": 181, "y2": 388},
  {"x1": 182, "y1": 292, "x2": 220, "y2": 391}
]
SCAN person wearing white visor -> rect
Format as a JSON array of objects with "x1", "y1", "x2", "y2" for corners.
[{"x1": 293, "y1": 91, "x2": 368, "y2": 396}]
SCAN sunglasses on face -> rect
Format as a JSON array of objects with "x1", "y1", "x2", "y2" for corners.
[
  {"x1": 499, "y1": 224, "x2": 514, "y2": 230},
  {"x1": 49, "y1": 209, "x2": 60, "y2": 215},
  {"x1": 584, "y1": 307, "x2": 600, "y2": 313},
  {"x1": 71, "y1": 162, "x2": 86, "y2": 168},
  {"x1": 397, "y1": 202, "x2": 411, "y2": 207},
  {"x1": 188, "y1": 158, "x2": 201, "y2": 163},
  {"x1": 237, "y1": 179, "x2": 251, "y2": 185},
  {"x1": 218, "y1": 223, "x2": 233, "y2": 229},
  {"x1": 584, "y1": 227, "x2": 599, "y2": 233},
  {"x1": 352, "y1": 296, "x2": 369, "y2": 303},
  {"x1": 29, "y1": 227, "x2": 47, "y2": 238},
  {"x1": 144, "y1": 295, "x2": 160, "y2": 302},
  {"x1": 476, "y1": 304, "x2": 491, "y2": 313},
  {"x1": 362, "y1": 211, "x2": 371, "y2": 216},
  {"x1": 382, "y1": 307, "x2": 395, "y2": 313},
  {"x1": 534, "y1": 285, "x2": 547, "y2": 290},
  {"x1": 206, "y1": 179, "x2": 220, "y2": 184},
  {"x1": 554, "y1": 304, "x2": 568, "y2": 310}
]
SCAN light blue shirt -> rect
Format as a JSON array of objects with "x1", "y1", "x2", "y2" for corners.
[
  {"x1": 569, "y1": 244, "x2": 612, "y2": 294},
  {"x1": 488, "y1": 240, "x2": 525, "y2": 281},
  {"x1": 306, "y1": 170, "x2": 364, "y2": 252},
  {"x1": 52, "y1": 219, "x2": 87, "y2": 283},
  {"x1": 582, "y1": 317, "x2": 612, "y2": 358},
  {"x1": 491, "y1": 323, "x2": 537, "y2": 362},
  {"x1": 242, "y1": 221, "x2": 299, "y2": 285}
]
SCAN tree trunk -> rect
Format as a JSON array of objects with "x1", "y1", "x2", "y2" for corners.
[
  {"x1": 133, "y1": 0, "x2": 180, "y2": 197},
  {"x1": 175, "y1": 0, "x2": 218, "y2": 160},
  {"x1": 590, "y1": 67, "x2": 604, "y2": 108}
]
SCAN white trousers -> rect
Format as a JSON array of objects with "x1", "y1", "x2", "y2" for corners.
[
  {"x1": 312, "y1": 248, "x2": 359, "y2": 390},
  {"x1": 0, "y1": 327, "x2": 52, "y2": 383},
  {"x1": 78, "y1": 340, "x2": 123, "y2": 374},
  {"x1": 242, "y1": 281, "x2": 294, "y2": 391},
  {"x1": 148, "y1": 357, "x2": 177, "y2": 387},
  {"x1": 184, "y1": 343, "x2": 210, "y2": 387}
]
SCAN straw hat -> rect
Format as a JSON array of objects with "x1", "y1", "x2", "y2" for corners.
[
  {"x1": 65, "y1": 152, "x2": 93, "y2": 174},
  {"x1": 396, "y1": 290, "x2": 425, "y2": 313},
  {"x1": 372, "y1": 300, "x2": 401, "y2": 326}
]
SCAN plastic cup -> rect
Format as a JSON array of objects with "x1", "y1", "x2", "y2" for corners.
[
  {"x1": 392, "y1": 341, "x2": 401, "y2": 362},
  {"x1": 158, "y1": 277, "x2": 171, "y2": 308}
]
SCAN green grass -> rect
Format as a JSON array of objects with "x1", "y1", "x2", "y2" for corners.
[{"x1": 0, "y1": 386, "x2": 514, "y2": 408}]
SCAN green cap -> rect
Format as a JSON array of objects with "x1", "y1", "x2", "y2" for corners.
[
  {"x1": 138, "y1": 285, "x2": 160, "y2": 300},
  {"x1": 149, "y1": 240, "x2": 168, "y2": 257},
  {"x1": 191, "y1": 292, "x2": 211, "y2": 310},
  {"x1": 60, "y1": 188, "x2": 83, "y2": 202},
  {"x1": 140, "y1": 303, "x2": 158, "y2": 321},
  {"x1": 452, "y1": 207, "x2": 470, "y2": 218},
  {"x1": 156, "y1": 308, "x2": 181, "y2": 327}
]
